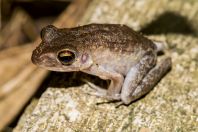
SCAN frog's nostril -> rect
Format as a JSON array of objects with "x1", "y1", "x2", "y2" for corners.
[{"x1": 31, "y1": 48, "x2": 44, "y2": 65}]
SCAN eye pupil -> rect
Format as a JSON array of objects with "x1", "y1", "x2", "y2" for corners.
[
  {"x1": 58, "y1": 50, "x2": 75, "y2": 65},
  {"x1": 60, "y1": 55, "x2": 73, "y2": 62}
]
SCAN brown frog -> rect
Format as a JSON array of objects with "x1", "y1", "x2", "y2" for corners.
[{"x1": 31, "y1": 24, "x2": 171, "y2": 105}]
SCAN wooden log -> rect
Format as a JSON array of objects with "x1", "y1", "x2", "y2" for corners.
[{"x1": 0, "y1": 8, "x2": 37, "y2": 50}]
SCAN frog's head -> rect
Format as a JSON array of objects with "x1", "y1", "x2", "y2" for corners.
[{"x1": 31, "y1": 25, "x2": 93, "y2": 72}]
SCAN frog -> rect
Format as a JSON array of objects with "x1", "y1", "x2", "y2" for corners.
[{"x1": 31, "y1": 24, "x2": 171, "y2": 105}]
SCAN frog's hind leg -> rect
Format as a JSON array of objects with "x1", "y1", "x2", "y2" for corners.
[{"x1": 121, "y1": 57, "x2": 171, "y2": 105}]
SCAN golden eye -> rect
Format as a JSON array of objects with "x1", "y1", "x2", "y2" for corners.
[{"x1": 58, "y1": 50, "x2": 76, "y2": 65}]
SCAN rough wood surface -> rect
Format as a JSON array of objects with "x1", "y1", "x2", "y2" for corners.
[
  {"x1": 15, "y1": 0, "x2": 198, "y2": 131},
  {"x1": 0, "y1": 8, "x2": 37, "y2": 50},
  {"x1": 0, "y1": 45, "x2": 35, "y2": 98}
]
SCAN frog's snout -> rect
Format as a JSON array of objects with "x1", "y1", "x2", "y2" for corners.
[
  {"x1": 32, "y1": 47, "x2": 58, "y2": 68},
  {"x1": 31, "y1": 48, "x2": 39, "y2": 65}
]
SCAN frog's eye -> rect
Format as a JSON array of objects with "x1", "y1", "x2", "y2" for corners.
[{"x1": 58, "y1": 50, "x2": 76, "y2": 65}]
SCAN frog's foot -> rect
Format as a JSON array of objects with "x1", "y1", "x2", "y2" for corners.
[
  {"x1": 88, "y1": 91, "x2": 121, "y2": 101},
  {"x1": 81, "y1": 78, "x2": 107, "y2": 93},
  {"x1": 82, "y1": 79, "x2": 120, "y2": 100}
]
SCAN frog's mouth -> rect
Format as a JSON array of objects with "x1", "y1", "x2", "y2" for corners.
[{"x1": 39, "y1": 65, "x2": 79, "y2": 72}]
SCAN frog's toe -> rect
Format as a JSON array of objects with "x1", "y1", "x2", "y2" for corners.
[
  {"x1": 82, "y1": 78, "x2": 107, "y2": 93},
  {"x1": 85, "y1": 90, "x2": 107, "y2": 98},
  {"x1": 85, "y1": 90, "x2": 121, "y2": 101}
]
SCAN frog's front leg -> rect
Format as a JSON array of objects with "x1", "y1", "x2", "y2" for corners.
[
  {"x1": 121, "y1": 57, "x2": 171, "y2": 105},
  {"x1": 83, "y1": 65, "x2": 124, "y2": 100}
]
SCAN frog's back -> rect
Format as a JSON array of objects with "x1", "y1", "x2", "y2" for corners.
[{"x1": 61, "y1": 24, "x2": 156, "y2": 53}]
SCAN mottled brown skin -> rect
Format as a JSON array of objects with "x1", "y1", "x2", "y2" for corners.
[{"x1": 32, "y1": 24, "x2": 171, "y2": 105}]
